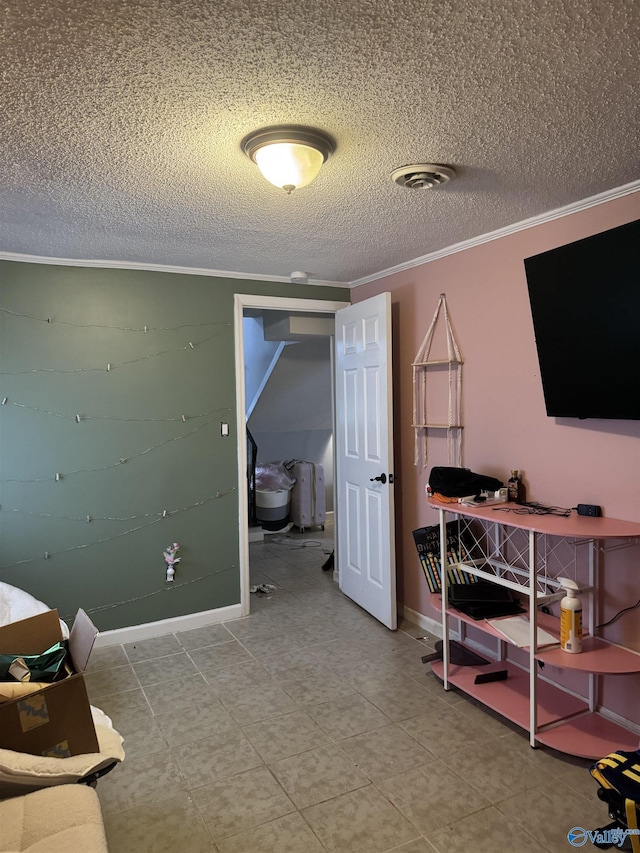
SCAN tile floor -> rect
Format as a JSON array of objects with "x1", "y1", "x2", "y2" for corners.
[{"x1": 88, "y1": 518, "x2": 603, "y2": 852}]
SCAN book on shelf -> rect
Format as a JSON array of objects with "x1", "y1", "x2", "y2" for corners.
[{"x1": 487, "y1": 615, "x2": 559, "y2": 648}]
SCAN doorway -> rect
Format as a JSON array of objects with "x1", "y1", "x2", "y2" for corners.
[{"x1": 234, "y1": 294, "x2": 350, "y2": 616}]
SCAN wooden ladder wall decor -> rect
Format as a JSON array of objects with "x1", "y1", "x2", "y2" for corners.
[{"x1": 412, "y1": 293, "x2": 464, "y2": 468}]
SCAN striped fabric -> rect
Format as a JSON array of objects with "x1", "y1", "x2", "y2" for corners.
[{"x1": 591, "y1": 750, "x2": 640, "y2": 853}]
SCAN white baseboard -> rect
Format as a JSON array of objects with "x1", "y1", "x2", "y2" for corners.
[
  {"x1": 599, "y1": 706, "x2": 640, "y2": 737},
  {"x1": 93, "y1": 603, "x2": 243, "y2": 647},
  {"x1": 401, "y1": 604, "x2": 443, "y2": 638}
]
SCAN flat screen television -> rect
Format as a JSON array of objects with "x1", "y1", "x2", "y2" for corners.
[{"x1": 524, "y1": 218, "x2": 640, "y2": 420}]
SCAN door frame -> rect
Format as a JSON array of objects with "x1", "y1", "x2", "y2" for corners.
[{"x1": 234, "y1": 293, "x2": 350, "y2": 617}]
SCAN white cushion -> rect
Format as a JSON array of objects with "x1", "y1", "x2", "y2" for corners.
[
  {"x1": 0, "y1": 709, "x2": 124, "y2": 798},
  {"x1": 0, "y1": 583, "x2": 69, "y2": 639},
  {"x1": 0, "y1": 784, "x2": 108, "y2": 852}
]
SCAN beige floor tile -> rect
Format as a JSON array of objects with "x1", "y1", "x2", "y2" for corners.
[
  {"x1": 362, "y1": 681, "x2": 444, "y2": 721},
  {"x1": 124, "y1": 634, "x2": 184, "y2": 662},
  {"x1": 202, "y1": 661, "x2": 274, "y2": 695},
  {"x1": 154, "y1": 701, "x2": 238, "y2": 747},
  {"x1": 143, "y1": 672, "x2": 212, "y2": 714},
  {"x1": 427, "y1": 805, "x2": 543, "y2": 853},
  {"x1": 307, "y1": 637, "x2": 383, "y2": 668},
  {"x1": 302, "y1": 785, "x2": 417, "y2": 853},
  {"x1": 222, "y1": 613, "x2": 272, "y2": 640},
  {"x1": 397, "y1": 705, "x2": 495, "y2": 758},
  {"x1": 250, "y1": 589, "x2": 299, "y2": 612},
  {"x1": 387, "y1": 629, "x2": 431, "y2": 651},
  {"x1": 103, "y1": 790, "x2": 217, "y2": 853},
  {"x1": 276, "y1": 574, "x2": 333, "y2": 592},
  {"x1": 281, "y1": 672, "x2": 355, "y2": 707},
  {"x1": 238, "y1": 632, "x2": 306, "y2": 659},
  {"x1": 497, "y1": 780, "x2": 600, "y2": 853},
  {"x1": 84, "y1": 663, "x2": 140, "y2": 699},
  {"x1": 86, "y1": 644, "x2": 129, "y2": 671},
  {"x1": 220, "y1": 682, "x2": 299, "y2": 726},
  {"x1": 114, "y1": 709, "x2": 168, "y2": 760},
  {"x1": 176, "y1": 622, "x2": 236, "y2": 650},
  {"x1": 262, "y1": 650, "x2": 333, "y2": 680},
  {"x1": 386, "y1": 840, "x2": 434, "y2": 853},
  {"x1": 92, "y1": 687, "x2": 151, "y2": 724},
  {"x1": 442, "y1": 737, "x2": 552, "y2": 803},
  {"x1": 188, "y1": 641, "x2": 256, "y2": 671},
  {"x1": 339, "y1": 723, "x2": 435, "y2": 782},
  {"x1": 270, "y1": 743, "x2": 369, "y2": 808},
  {"x1": 502, "y1": 729, "x2": 596, "y2": 798},
  {"x1": 376, "y1": 761, "x2": 490, "y2": 835},
  {"x1": 452, "y1": 694, "x2": 522, "y2": 738},
  {"x1": 331, "y1": 658, "x2": 421, "y2": 694},
  {"x1": 173, "y1": 728, "x2": 264, "y2": 788},
  {"x1": 255, "y1": 562, "x2": 306, "y2": 582},
  {"x1": 242, "y1": 710, "x2": 330, "y2": 763},
  {"x1": 307, "y1": 693, "x2": 390, "y2": 739},
  {"x1": 248, "y1": 568, "x2": 276, "y2": 587},
  {"x1": 295, "y1": 622, "x2": 352, "y2": 645},
  {"x1": 133, "y1": 651, "x2": 198, "y2": 686},
  {"x1": 428, "y1": 681, "x2": 465, "y2": 705},
  {"x1": 97, "y1": 749, "x2": 188, "y2": 814},
  {"x1": 216, "y1": 812, "x2": 325, "y2": 853},
  {"x1": 192, "y1": 766, "x2": 295, "y2": 840},
  {"x1": 550, "y1": 753, "x2": 597, "y2": 800},
  {"x1": 387, "y1": 649, "x2": 433, "y2": 680}
]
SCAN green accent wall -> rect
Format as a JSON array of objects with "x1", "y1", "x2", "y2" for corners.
[{"x1": 0, "y1": 261, "x2": 347, "y2": 630}]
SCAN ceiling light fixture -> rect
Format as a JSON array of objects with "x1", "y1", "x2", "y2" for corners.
[
  {"x1": 391, "y1": 163, "x2": 456, "y2": 189},
  {"x1": 242, "y1": 125, "x2": 335, "y2": 194}
]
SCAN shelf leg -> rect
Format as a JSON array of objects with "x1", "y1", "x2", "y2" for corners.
[
  {"x1": 589, "y1": 540, "x2": 598, "y2": 713},
  {"x1": 440, "y1": 509, "x2": 450, "y2": 690},
  {"x1": 529, "y1": 529, "x2": 538, "y2": 748}
]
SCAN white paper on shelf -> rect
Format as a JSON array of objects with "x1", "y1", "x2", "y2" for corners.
[{"x1": 487, "y1": 615, "x2": 559, "y2": 648}]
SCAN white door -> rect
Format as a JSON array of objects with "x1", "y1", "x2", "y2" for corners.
[{"x1": 335, "y1": 292, "x2": 397, "y2": 629}]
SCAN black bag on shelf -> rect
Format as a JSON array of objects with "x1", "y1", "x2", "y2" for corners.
[{"x1": 429, "y1": 466, "x2": 503, "y2": 498}]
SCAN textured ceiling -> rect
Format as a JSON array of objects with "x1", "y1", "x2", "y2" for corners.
[{"x1": 1, "y1": 0, "x2": 639, "y2": 284}]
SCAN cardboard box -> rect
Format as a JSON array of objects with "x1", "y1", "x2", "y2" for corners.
[{"x1": 0, "y1": 608, "x2": 99, "y2": 756}]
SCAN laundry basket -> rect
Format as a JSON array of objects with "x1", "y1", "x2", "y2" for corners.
[{"x1": 255, "y1": 489, "x2": 291, "y2": 530}]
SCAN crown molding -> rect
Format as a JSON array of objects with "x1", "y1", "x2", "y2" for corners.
[
  {"x1": 0, "y1": 252, "x2": 349, "y2": 289},
  {"x1": 350, "y1": 180, "x2": 640, "y2": 287},
  {"x1": 1, "y1": 181, "x2": 637, "y2": 290}
]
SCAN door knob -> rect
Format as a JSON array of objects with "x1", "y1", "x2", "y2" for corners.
[{"x1": 369, "y1": 473, "x2": 387, "y2": 484}]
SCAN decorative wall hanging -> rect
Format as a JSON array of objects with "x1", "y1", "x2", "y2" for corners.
[{"x1": 412, "y1": 293, "x2": 463, "y2": 468}]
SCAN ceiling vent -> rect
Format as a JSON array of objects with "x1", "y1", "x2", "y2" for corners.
[{"x1": 391, "y1": 164, "x2": 455, "y2": 189}]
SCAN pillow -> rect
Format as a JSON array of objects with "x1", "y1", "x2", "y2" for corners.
[{"x1": 0, "y1": 583, "x2": 69, "y2": 639}]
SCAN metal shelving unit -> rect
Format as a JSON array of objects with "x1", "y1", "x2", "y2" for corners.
[{"x1": 427, "y1": 500, "x2": 640, "y2": 758}]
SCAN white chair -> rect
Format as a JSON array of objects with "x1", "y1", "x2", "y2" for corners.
[
  {"x1": 0, "y1": 584, "x2": 125, "y2": 799},
  {"x1": 0, "y1": 783, "x2": 109, "y2": 852},
  {"x1": 0, "y1": 706, "x2": 124, "y2": 799}
]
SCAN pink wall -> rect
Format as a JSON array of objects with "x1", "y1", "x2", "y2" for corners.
[{"x1": 352, "y1": 191, "x2": 640, "y2": 723}]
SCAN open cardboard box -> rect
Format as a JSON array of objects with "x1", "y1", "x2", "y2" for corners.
[{"x1": 0, "y1": 608, "x2": 99, "y2": 757}]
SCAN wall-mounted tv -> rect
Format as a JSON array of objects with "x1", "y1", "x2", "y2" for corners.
[{"x1": 524, "y1": 218, "x2": 640, "y2": 421}]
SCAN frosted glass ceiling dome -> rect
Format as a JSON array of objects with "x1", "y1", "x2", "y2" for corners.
[{"x1": 242, "y1": 125, "x2": 335, "y2": 194}]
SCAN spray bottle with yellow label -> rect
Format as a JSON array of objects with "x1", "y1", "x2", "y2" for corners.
[{"x1": 559, "y1": 578, "x2": 582, "y2": 653}]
